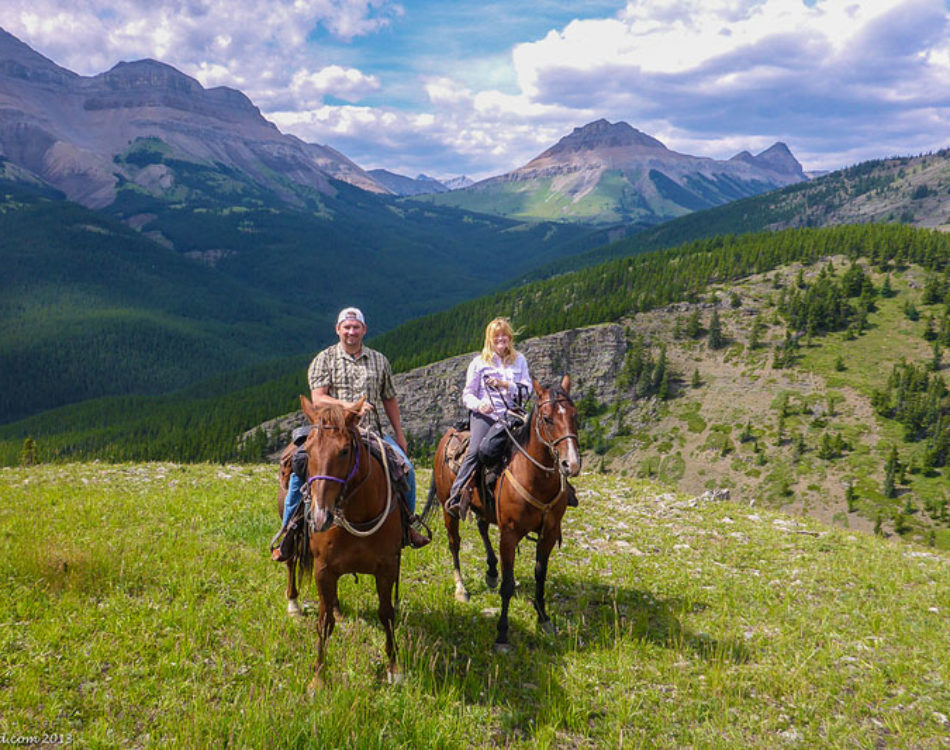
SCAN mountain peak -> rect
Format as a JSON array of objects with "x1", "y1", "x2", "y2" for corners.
[
  {"x1": 729, "y1": 142, "x2": 803, "y2": 179},
  {"x1": 540, "y1": 119, "x2": 668, "y2": 159},
  {"x1": 86, "y1": 58, "x2": 265, "y2": 123}
]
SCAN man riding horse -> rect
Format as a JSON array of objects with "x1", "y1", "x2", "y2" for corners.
[{"x1": 270, "y1": 306, "x2": 430, "y2": 560}]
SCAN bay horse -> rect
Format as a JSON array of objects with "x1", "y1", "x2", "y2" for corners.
[
  {"x1": 282, "y1": 395, "x2": 403, "y2": 690},
  {"x1": 430, "y1": 376, "x2": 581, "y2": 651}
]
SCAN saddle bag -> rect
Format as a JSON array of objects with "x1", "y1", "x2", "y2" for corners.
[
  {"x1": 444, "y1": 429, "x2": 470, "y2": 475},
  {"x1": 477, "y1": 418, "x2": 511, "y2": 470}
]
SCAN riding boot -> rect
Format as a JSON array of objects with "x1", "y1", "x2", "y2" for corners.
[
  {"x1": 446, "y1": 486, "x2": 471, "y2": 520},
  {"x1": 270, "y1": 523, "x2": 297, "y2": 562},
  {"x1": 269, "y1": 524, "x2": 287, "y2": 559},
  {"x1": 406, "y1": 515, "x2": 431, "y2": 549}
]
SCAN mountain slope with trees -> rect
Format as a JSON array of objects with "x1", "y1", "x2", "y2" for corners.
[
  {"x1": 524, "y1": 149, "x2": 950, "y2": 281},
  {"x1": 5, "y1": 223, "x2": 950, "y2": 551},
  {"x1": 0, "y1": 175, "x2": 601, "y2": 423}
]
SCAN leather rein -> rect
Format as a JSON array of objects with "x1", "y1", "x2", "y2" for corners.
[{"x1": 304, "y1": 427, "x2": 394, "y2": 537}]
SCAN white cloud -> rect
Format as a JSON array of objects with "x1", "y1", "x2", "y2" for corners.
[
  {"x1": 6, "y1": 0, "x2": 950, "y2": 178},
  {"x1": 5, "y1": 0, "x2": 397, "y2": 106},
  {"x1": 291, "y1": 65, "x2": 381, "y2": 106}
]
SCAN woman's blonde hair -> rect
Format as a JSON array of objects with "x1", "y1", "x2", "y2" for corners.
[{"x1": 480, "y1": 317, "x2": 519, "y2": 365}]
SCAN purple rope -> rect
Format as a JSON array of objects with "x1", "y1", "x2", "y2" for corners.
[{"x1": 306, "y1": 433, "x2": 361, "y2": 487}]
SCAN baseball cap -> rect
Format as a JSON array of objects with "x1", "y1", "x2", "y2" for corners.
[{"x1": 336, "y1": 306, "x2": 366, "y2": 325}]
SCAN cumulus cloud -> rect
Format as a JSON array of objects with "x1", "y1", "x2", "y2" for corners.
[
  {"x1": 5, "y1": 0, "x2": 950, "y2": 178},
  {"x1": 508, "y1": 0, "x2": 950, "y2": 170},
  {"x1": 4, "y1": 0, "x2": 397, "y2": 109}
]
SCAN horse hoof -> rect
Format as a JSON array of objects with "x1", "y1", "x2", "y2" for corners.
[
  {"x1": 387, "y1": 670, "x2": 404, "y2": 685},
  {"x1": 287, "y1": 599, "x2": 302, "y2": 617},
  {"x1": 307, "y1": 677, "x2": 323, "y2": 695},
  {"x1": 485, "y1": 573, "x2": 498, "y2": 590},
  {"x1": 454, "y1": 588, "x2": 470, "y2": 603},
  {"x1": 493, "y1": 641, "x2": 512, "y2": 654},
  {"x1": 539, "y1": 619, "x2": 556, "y2": 635}
]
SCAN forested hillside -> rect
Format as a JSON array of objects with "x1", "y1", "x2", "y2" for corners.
[
  {"x1": 519, "y1": 150, "x2": 950, "y2": 282},
  {"x1": 374, "y1": 223, "x2": 950, "y2": 371},
  {"x1": 5, "y1": 220, "x2": 950, "y2": 530},
  {"x1": 0, "y1": 174, "x2": 601, "y2": 424}
]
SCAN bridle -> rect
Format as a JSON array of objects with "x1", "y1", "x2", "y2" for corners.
[
  {"x1": 305, "y1": 426, "x2": 362, "y2": 490},
  {"x1": 303, "y1": 426, "x2": 394, "y2": 536},
  {"x1": 497, "y1": 394, "x2": 579, "y2": 533},
  {"x1": 534, "y1": 396, "x2": 580, "y2": 456},
  {"x1": 505, "y1": 396, "x2": 579, "y2": 474}
]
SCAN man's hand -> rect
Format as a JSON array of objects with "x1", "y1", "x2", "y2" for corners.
[{"x1": 352, "y1": 400, "x2": 375, "y2": 417}]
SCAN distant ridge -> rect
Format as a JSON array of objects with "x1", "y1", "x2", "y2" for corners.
[
  {"x1": 421, "y1": 119, "x2": 806, "y2": 225},
  {"x1": 368, "y1": 169, "x2": 449, "y2": 196},
  {"x1": 0, "y1": 26, "x2": 390, "y2": 207}
]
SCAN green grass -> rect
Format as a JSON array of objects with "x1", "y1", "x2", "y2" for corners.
[{"x1": 2, "y1": 464, "x2": 949, "y2": 747}]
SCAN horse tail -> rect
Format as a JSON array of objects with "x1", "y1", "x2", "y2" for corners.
[{"x1": 420, "y1": 480, "x2": 439, "y2": 524}]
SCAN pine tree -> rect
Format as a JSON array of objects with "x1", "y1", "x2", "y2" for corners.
[
  {"x1": 708, "y1": 309, "x2": 724, "y2": 349},
  {"x1": 686, "y1": 309, "x2": 702, "y2": 339},
  {"x1": 18, "y1": 437, "x2": 37, "y2": 466},
  {"x1": 775, "y1": 414, "x2": 786, "y2": 446},
  {"x1": 845, "y1": 481, "x2": 857, "y2": 512},
  {"x1": 881, "y1": 274, "x2": 894, "y2": 298},
  {"x1": 749, "y1": 313, "x2": 765, "y2": 349},
  {"x1": 739, "y1": 419, "x2": 753, "y2": 443},
  {"x1": 691, "y1": 368, "x2": 701, "y2": 388}
]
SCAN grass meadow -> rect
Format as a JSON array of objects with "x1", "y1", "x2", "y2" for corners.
[{"x1": 1, "y1": 462, "x2": 949, "y2": 747}]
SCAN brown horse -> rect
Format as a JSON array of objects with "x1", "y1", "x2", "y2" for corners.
[
  {"x1": 283, "y1": 395, "x2": 403, "y2": 690},
  {"x1": 430, "y1": 376, "x2": 581, "y2": 651}
]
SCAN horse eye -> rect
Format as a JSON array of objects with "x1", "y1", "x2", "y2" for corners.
[
  {"x1": 543, "y1": 415, "x2": 554, "y2": 425},
  {"x1": 339, "y1": 447, "x2": 349, "y2": 457}
]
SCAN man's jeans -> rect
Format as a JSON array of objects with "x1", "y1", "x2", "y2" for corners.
[{"x1": 281, "y1": 435, "x2": 416, "y2": 529}]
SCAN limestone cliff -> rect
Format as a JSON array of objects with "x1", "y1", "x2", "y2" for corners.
[{"x1": 248, "y1": 322, "x2": 627, "y2": 457}]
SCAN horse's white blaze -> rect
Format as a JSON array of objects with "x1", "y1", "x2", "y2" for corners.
[{"x1": 565, "y1": 437, "x2": 581, "y2": 474}]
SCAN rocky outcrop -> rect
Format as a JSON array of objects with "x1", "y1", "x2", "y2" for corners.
[
  {"x1": 397, "y1": 322, "x2": 627, "y2": 442},
  {"x1": 247, "y1": 322, "x2": 627, "y2": 457}
]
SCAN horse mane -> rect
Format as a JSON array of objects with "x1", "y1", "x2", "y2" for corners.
[
  {"x1": 309, "y1": 401, "x2": 348, "y2": 431},
  {"x1": 547, "y1": 383, "x2": 574, "y2": 406}
]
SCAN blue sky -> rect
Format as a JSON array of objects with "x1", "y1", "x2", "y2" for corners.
[{"x1": 5, "y1": 1, "x2": 950, "y2": 181}]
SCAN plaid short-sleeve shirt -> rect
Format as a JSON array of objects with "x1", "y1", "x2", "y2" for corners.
[{"x1": 307, "y1": 343, "x2": 396, "y2": 435}]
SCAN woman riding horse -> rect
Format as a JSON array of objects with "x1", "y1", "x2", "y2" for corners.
[
  {"x1": 432, "y1": 375, "x2": 581, "y2": 650},
  {"x1": 446, "y1": 317, "x2": 531, "y2": 518}
]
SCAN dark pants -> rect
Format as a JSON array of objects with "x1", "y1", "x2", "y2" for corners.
[{"x1": 450, "y1": 411, "x2": 494, "y2": 498}]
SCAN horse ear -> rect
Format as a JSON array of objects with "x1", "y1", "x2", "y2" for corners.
[
  {"x1": 560, "y1": 374, "x2": 571, "y2": 394},
  {"x1": 345, "y1": 397, "x2": 365, "y2": 426},
  {"x1": 532, "y1": 378, "x2": 544, "y2": 398},
  {"x1": 300, "y1": 395, "x2": 318, "y2": 424}
]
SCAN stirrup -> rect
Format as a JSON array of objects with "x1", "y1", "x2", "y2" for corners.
[
  {"x1": 269, "y1": 525, "x2": 287, "y2": 553},
  {"x1": 445, "y1": 495, "x2": 461, "y2": 519}
]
